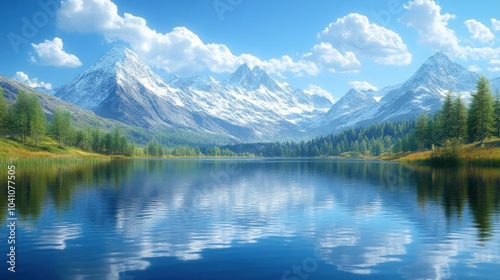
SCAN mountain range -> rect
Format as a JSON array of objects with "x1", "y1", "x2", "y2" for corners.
[
  {"x1": 3, "y1": 46, "x2": 500, "y2": 144},
  {"x1": 313, "y1": 52, "x2": 499, "y2": 133},
  {"x1": 55, "y1": 46, "x2": 332, "y2": 142}
]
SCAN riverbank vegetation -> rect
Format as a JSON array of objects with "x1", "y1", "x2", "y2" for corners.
[{"x1": 0, "y1": 89, "x2": 135, "y2": 159}]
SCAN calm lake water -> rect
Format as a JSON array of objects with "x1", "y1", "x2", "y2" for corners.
[{"x1": 1, "y1": 159, "x2": 500, "y2": 280}]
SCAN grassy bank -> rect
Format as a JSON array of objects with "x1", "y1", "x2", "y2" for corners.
[
  {"x1": 0, "y1": 137, "x2": 109, "y2": 161},
  {"x1": 400, "y1": 138, "x2": 500, "y2": 166}
]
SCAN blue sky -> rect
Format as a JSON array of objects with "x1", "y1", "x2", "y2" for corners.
[{"x1": 1, "y1": 0, "x2": 500, "y2": 99}]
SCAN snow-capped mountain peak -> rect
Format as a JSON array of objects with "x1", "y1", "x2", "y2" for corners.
[
  {"x1": 226, "y1": 64, "x2": 253, "y2": 86},
  {"x1": 403, "y1": 51, "x2": 479, "y2": 94},
  {"x1": 226, "y1": 64, "x2": 281, "y2": 91},
  {"x1": 328, "y1": 88, "x2": 376, "y2": 114},
  {"x1": 56, "y1": 47, "x2": 332, "y2": 141}
]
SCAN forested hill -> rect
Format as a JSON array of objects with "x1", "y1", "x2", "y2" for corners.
[{"x1": 217, "y1": 121, "x2": 416, "y2": 157}]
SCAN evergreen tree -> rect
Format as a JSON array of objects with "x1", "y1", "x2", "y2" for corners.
[
  {"x1": 439, "y1": 91, "x2": 454, "y2": 141},
  {"x1": 13, "y1": 90, "x2": 31, "y2": 143},
  {"x1": 452, "y1": 95, "x2": 468, "y2": 141},
  {"x1": 468, "y1": 76, "x2": 495, "y2": 144},
  {"x1": 494, "y1": 92, "x2": 500, "y2": 138},
  {"x1": 28, "y1": 94, "x2": 46, "y2": 146},
  {"x1": 90, "y1": 127, "x2": 102, "y2": 152},
  {"x1": 415, "y1": 114, "x2": 428, "y2": 151}
]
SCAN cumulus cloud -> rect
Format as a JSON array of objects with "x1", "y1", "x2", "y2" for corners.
[
  {"x1": 492, "y1": 19, "x2": 500, "y2": 32},
  {"x1": 401, "y1": 0, "x2": 500, "y2": 60},
  {"x1": 304, "y1": 43, "x2": 361, "y2": 73},
  {"x1": 13, "y1": 71, "x2": 52, "y2": 90},
  {"x1": 488, "y1": 59, "x2": 500, "y2": 72},
  {"x1": 31, "y1": 37, "x2": 82, "y2": 68},
  {"x1": 348, "y1": 81, "x2": 378, "y2": 91},
  {"x1": 468, "y1": 65, "x2": 481, "y2": 72},
  {"x1": 56, "y1": 0, "x2": 315, "y2": 76},
  {"x1": 318, "y1": 13, "x2": 412, "y2": 66},
  {"x1": 464, "y1": 19, "x2": 495, "y2": 43}
]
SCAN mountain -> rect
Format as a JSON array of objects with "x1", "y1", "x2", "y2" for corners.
[
  {"x1": 0, "y1": 75, "x2": 139, "y2": 134},
  {"x1": 314, "y1": 52, "x2": 489, "y2": 133},
  {"x1": 56, "y1": 45, "x2": 206, "y2": 130},
  {"x1": 312, "y1": 89, "x2": 377, "y2": 132},
  {"x1": 165, "y1": 64, "x2": 333, "y2": 139},
  {"x1": 52, "y1": 47, "x2": 499, "y2": 142},
  {"x1": 372, "y1": 52, "x2": 478, "y2": 119},
  {"x1": 56, "y1": 46, "x2": 332, "y2": 141}
]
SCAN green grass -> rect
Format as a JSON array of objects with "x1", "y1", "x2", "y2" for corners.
[
  {"x1": 0, "y1": 137, "x2": 109, "y2": 161},
  {"x1": 400, "y1": 138, "x2": 500, "y2": 166}
]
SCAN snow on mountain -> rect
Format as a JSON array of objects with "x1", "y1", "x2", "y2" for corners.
[
  {"x1": 365, "y1": 84, "x2": 403, "y2": 102},
  {"x1": 373, "y1": 51, "x2": 479, "y2": 122},
  {"x1": 326, "y1": 89, "x2": 376, "y2": 117},
  {"x1": 56, "y1": 45, "x2": 235, "y2": 134},
  {"x1": 56, "y1": 46, "x2": 330, "y2": 141},
  {"x1": 166, "y1": 64, "x2": 331, "y2": 137},
  {"x1": 312, "y1": 88, "x2": 377, "y2": 131},
  {"x1": 314, "y1": 52, "x2": 483, "y2": 134},
  {"x1": 54, "y1": 46, "x2": 495, "y2": 142}
]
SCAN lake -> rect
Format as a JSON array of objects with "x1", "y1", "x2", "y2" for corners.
[{"x1": 1, "y1": 158, "x2": 500, "y2": 280}]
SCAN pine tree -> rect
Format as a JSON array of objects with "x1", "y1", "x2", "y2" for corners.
[
  {"x1": 415, "y1": 114, "x2": 428, "y2": 151},
  {"x1": 468, "y1": 76, "x2": 495, "y2": 144},
  {"x1": 494, "y1": 92, "x2": 500, "y2": 138},
  {"x1": 452, "y1": 95, "x2": 468, "y2": 142},
  {"x1": 439, "y1": 91, "x2": 454, "y2": 141},
  {"x1": 28, "y1": 94, "x2": 47, "y2": 146}
]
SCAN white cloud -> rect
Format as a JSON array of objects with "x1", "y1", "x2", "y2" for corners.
[
  {"x1": 56, "y1": 0, "x2": 316, "y2": 76},
  {"x1": 488, "y1": 59, "x2": 500, "y2": 72},
  {"x1": 304, "y1": 43, "x2": 361, "y2": 73},
  {"x1": 348, "y1": 81, "x2": 378, "y2": 91},
  {"x1": 401, "y1": 0, "x2": 500, "y2": 60},
  {"x1": 318, "y1": 13, "x2": 412, "y2": 66},
  {"x1": 464, "y1": 19, "x2": 495, "y2": 43},
  {"x1": 31, "y1": 37, "x2": 82, "y2": 68},
  {"x1": 304, "y1": 84, "x2": 335, "y2": 103},
  {"x1": 492, "y1": 19, "x2": 500, "y2": 32},
  {"x1": 468, "y1": 65, "x2": 481, "y2": 72},
  {"x1": 13, "y1": 71, "x2": 52, "y2": 90}
]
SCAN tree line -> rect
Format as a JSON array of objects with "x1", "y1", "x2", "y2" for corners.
[
  {"x1": 2, "y1": 75, "x2": 499, "y2": 159},
  {"x1": 414, "y1": 76, "x2": 500, "y2": 149},
  {"x1": 0, "y1": 89, "x2": 135, "y2": 156},
  {"x1": 139, "y1": 76, "x2": 500, "y2": 158},
  {"x1": 210, "y1": 75, "x2": 500, "y2": 158}
]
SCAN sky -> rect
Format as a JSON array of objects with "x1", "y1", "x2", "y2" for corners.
[{"x1": 1, "y1": 0, "x2": 500, "y2": 100}]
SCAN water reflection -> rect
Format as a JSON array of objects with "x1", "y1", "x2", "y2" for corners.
[{"x1": 0, "y1": 159, "x2": 499, "y2": 279}]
